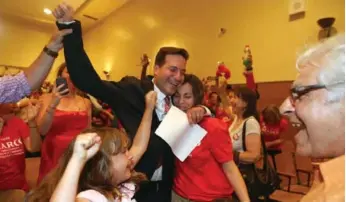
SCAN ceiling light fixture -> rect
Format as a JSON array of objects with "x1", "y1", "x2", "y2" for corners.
[{"x1": 43, "y1": 8, "x2": 52, "y2": 15}]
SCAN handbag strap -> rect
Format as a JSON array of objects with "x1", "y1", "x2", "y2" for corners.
[
  {"x1": 260, "y1": 133, "x2": 269, "y2": 169},
  {"x1": 241, "y1": 119, "x2": 248, "y2": 152}
]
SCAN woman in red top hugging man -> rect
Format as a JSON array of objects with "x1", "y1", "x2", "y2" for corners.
[{"x1": 172, "y1": 74, "x2": 249, "y2": 202}]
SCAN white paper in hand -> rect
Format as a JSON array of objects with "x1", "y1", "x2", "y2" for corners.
[{"x1": 155, "y1": 106, "x2": 207, "y2": 162}]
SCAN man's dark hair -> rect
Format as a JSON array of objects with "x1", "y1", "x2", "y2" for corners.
[{"x1": 154, "y1": 47, "x2": 189, "y2": 67}]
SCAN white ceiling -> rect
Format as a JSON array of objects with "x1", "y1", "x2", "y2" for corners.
[{"x1": 0, "y1": 0, "x2": 130, "y2": 30}]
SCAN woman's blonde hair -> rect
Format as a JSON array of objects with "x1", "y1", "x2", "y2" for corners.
[{"x1": 27, "y1": 127, "x2": 147, "y2": 202}]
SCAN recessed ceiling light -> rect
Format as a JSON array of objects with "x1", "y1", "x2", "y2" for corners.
[{"x1": 43, "y1": 8, "x2": 52, "y2": 15}]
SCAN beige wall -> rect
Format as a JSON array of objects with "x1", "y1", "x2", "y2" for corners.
[
  {"x1": 0, "y1": 0, "x2": 344, "y2": 83},
  {"x1": 0, "y1": 15, "x2": 49, "y2": 67},
  {"x1": 81, "y1": 0, "x2": 345, "y2": 83},
  {"x1": 0, "y1": 13, "x2": 66, "y2": 81}
]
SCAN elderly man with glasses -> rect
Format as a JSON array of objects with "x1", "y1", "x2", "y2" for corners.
[{"x1": 280, "y1": 34, "x2": 344, "y2": 202}]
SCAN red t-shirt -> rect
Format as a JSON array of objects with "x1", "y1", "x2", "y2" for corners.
[
  {"x1": 206, "y1": 103, "x2": 231, "y2": 125},
  {"x1": 260, "y1": 116, "x2": 289, "y2": 150},
  {"x1": 0, "y1": 117, "x2": 29, "y2": 191},
  {"x1": 214, "y1": 108, "x2": 232, "y2": 126},
  {"x1": 173, "y1": 117, "x2": 234, "y2": 201}
]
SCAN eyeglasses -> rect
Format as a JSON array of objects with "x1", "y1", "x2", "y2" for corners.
[
  {"x1": 290, "y1": 84, "x2": 326, "y2": 101},
  {"x1": 290, "y1": 82, "x2": 344, "y2": 102}
]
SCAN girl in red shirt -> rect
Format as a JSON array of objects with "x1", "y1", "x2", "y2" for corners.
[
  {"x1": 0, "y1": 103, "x2": 41, "y2": 202},
  {"x1": 260, "y1": 105, "x2": 289, "y2": 170},
  {"x1": 172, "y1": 74, "x2": 249, "y2": 202}
]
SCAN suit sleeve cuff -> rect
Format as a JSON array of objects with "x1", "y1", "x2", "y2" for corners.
[
  {"x1": 59, "y1": 21, "x2": 75, "y2": 25},
  {"x1": 198, "y1": 105, "x2": 211, "y2": 116},
  {"x1": 56, "y1": 20, "x2": 79, "y2": 30}
]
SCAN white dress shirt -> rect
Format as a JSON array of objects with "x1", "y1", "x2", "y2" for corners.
[
  {"x1": 153, "y1": 83, "x2": 171, "y2": 122},
  {"x1": 151, "y1": 82, "x2": 171, "y2": 181}
]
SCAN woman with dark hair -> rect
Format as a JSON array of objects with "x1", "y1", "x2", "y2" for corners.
[
  {"x1": 172, "y1": 74, "x2": 249, "y2": 202},
  {"x1": 227, "y1": 86, "x2": 261, "y2": 165},
  {"x1": 260, "y1": 104, "x2": 288, "y2": 170},
  {"x1": 36, "y1": 63, "x2": 92, "y2": 184},
  {"x1": 225, "y1": 87, "x2": 261, "y2": 201}
]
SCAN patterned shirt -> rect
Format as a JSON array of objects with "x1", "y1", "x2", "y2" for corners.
[{"x1": 0, "y1": 71, "x2": 31, "y2": 103}]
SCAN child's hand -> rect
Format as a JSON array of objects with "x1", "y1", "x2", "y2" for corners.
[{"x1": 72, "y1": 133, "x2": 102, "y2": 163}]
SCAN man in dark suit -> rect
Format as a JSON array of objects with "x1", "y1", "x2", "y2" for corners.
[{"x1": 53, "y1": 4, "x2": 209, "y2": 202}]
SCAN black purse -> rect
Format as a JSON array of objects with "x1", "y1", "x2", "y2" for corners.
[{"x1": 237, "y1": 120, "x2": 281, "y2": 199}]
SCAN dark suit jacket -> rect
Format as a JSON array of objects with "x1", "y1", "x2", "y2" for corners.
[{"x1": 57, "y1": 21, "x2": 174, "y2": 202}]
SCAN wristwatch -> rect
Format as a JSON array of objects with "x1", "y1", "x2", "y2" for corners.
[{"x1": 43, "y1": 46, "x2": 58, "y2": 58}]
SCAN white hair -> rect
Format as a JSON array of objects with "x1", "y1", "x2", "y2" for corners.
[{"x1": 296, "y1": 34, "x2": 345, "y2": 102}]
